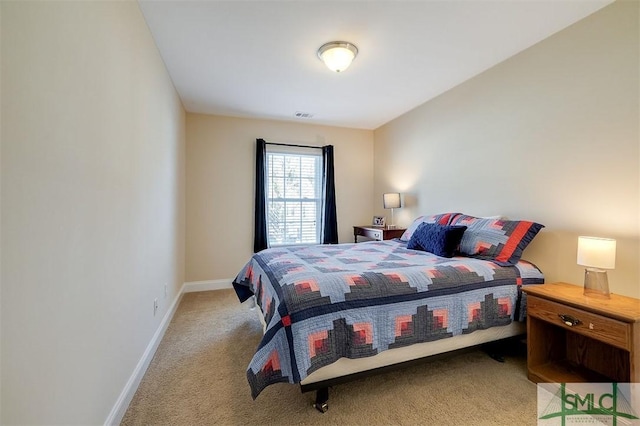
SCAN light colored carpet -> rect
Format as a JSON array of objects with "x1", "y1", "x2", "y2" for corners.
[{"x1": 121, "y1": 290, "x2": 538, "y2": 425}]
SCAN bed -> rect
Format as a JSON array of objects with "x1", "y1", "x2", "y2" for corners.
[{"x1": 232, "y1": 213, "x2": 545, "y2": 411}]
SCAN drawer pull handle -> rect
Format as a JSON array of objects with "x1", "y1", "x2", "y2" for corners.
[{"x1": 559, "y1": 314, "x2": 581, "y2": 327}]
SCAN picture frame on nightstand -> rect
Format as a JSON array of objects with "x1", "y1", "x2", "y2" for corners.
[{"x1": 372, "y1": 216, "x2": 386, "y2": 227}]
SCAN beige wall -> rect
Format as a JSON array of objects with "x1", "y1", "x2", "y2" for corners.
[
  {"x1": 374, "y1": 0, "x2": 639, "y2": 298},
  {"x1": 186, "y1": 114, "x2": 374, "y2": 281},
  {"x1": 1, "y1": 1, "x2": 186, "y2": 424}
]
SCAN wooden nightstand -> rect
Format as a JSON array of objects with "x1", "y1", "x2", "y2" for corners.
[
  {"x1": 523, "y1": 282, "x2": 640, "y2": 384},
  {"x1": 353, "y1": 226, "x2": 406, "y2": 243}
]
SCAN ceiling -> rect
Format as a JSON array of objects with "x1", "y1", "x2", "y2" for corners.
[{"x1": 138, "y1": 0, "x2": 612, "y2": 130}]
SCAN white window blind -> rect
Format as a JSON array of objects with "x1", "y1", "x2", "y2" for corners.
[{"x1": 266, "y1": 146, "x2": 322, "y2": 246}]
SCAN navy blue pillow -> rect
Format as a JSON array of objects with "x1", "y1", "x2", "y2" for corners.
[{"x1": 407, "y1": 223, "x2": 467, "y2": 258}]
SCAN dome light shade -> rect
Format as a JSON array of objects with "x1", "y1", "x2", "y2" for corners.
[{"x1": 317, "y1": 41, "x2": 358, "y2": 72}]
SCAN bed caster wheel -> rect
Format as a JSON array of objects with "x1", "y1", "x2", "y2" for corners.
[
  {"x1": 314, "y1": 402, "x2": 328, "y2": 413},
  {"x1": 313, "y1": 387, "x2": 329, "y2": 413},
  {"x1": 489, "y1": 353, "x2": 505, "y2": 363}
]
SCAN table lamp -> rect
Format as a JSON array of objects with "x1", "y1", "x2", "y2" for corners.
[
  {"x1": 383, "y1": 193, "x2": 401, "y2": 229},
  {"x1": 577, "y1": 236, "x2": 616, "y2": 298}
]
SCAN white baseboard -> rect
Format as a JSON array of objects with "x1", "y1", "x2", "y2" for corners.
[
  {"x1": 104, "y1": 279, "x2": 233, "y2": 425},
  {"x1": 183, "y1": 279, "x2": 233, "y2": 292}
]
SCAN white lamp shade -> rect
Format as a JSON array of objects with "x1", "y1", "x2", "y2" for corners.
[
  {"x1": 577, "y1": 236, "x2": 616, "y2": 269},
  {"x1": 318, "y1": 42, "x2": 358, "y2": 72},
  {"x1": 383, "y1": 193, "x2": 401, "y2": 209}
]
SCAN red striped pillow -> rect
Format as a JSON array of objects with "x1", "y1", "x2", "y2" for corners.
[{"x1": 449, "y1": 214, "x2": 544, "y2": 265}]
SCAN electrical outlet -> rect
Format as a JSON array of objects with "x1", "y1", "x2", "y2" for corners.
[
  {"x1": 153, "y1": 298, "x2": 158, "y2": 316},
  {"x1": 164, "y1": 283, "x2": 168, "y2": 298}
]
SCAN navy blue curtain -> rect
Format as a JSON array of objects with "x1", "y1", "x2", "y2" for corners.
[
  {"x1": 321, "y1": 145, "x2": 338, "y2": 244},
  {"x1": 253, "y1": 139, "x2": 268, "y2": 252}
]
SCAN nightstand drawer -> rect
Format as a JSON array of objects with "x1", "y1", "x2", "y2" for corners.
[
  {"x1": 354, "y1": 227, "x2": 382, "y2": 240},
  {"x1": 364, "y1": 229, "x2": 382, "y2": 240},
  {"x1": 353, "y1": 226, "x2": 407, "y2": 243},
  {"x1": 528, "y1": 296, "x2": 631, "y2": 351}
]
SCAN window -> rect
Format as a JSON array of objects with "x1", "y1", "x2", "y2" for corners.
[
  {"x1": 266, "y1": 148, "x2": 322, "y2": 246},
  {"x1": 253, "y1": 138, "x2": 336, "y2": 252}
]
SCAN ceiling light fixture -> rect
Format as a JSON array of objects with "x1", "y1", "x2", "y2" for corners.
[{"x1": 317, "y1": 41, "x2": 358, "y2": 73}]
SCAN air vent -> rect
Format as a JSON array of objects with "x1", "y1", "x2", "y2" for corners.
[{"x1": 294, "y1": 111, "x2": 314, "y2": 119}]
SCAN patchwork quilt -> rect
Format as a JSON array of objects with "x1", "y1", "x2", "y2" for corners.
[{"x1": 232, "y1": 240, "x2": 544, "y2": 398}]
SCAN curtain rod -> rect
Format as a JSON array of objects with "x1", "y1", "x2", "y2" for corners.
[{"x1": 265, "y1": 141, "x2": 322, "y2": 150}]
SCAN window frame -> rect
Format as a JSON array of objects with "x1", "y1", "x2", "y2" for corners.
[{"x1": 265, "y1": 145, "x2": 323, "y2": 247}]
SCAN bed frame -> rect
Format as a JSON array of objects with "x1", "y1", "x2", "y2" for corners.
[
  {"x1": 300, "y1": 322, "x2": 526, "y2": 412},
  {"x1": 252, "y1": 297, "x2": 526, "y2": 412}
]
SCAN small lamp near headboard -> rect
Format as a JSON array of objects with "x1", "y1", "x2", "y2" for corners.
[
  {"x1": 577, "y1": 236, "x2": 616, "y2": 298},
  {"x1": 383, "y1": 193, "x2": 401, "y2": 229}
]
